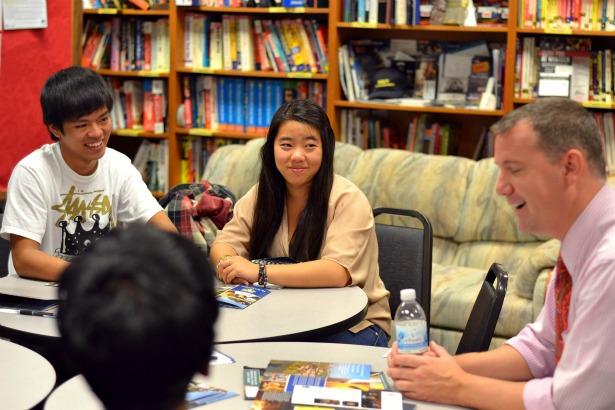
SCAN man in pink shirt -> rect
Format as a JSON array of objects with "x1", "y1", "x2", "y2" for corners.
[{"x1": 387, "y1": 98, "x2": 615, "y2": 410}]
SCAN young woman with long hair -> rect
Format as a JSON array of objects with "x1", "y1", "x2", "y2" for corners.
[{"x1": 210, "y1": 99, "x2": 391, "y2": 346}]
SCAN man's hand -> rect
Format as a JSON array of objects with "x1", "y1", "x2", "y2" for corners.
[
  {"x1": 219, "y1": 256, "x2": 258, "y2": 285},
  {"x1": 387, "y1": 341, "x2": 466, "y2": 404}
]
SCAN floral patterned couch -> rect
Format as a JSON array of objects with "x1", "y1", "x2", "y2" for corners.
[{"x1": 203, "y1": 138, "x2": 560, "y2": 353}]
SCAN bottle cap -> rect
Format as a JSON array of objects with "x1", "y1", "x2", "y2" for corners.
[{"x1": 400, "y1": 288, "x2": 416, "y2": 301}]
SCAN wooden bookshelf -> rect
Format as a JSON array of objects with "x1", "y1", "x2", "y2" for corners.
[{"x1": 73, "y1": 0, "x2": 615, "y2": 187}]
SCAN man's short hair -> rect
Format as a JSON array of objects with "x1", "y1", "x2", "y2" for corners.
[
  {"x1": 58, "y1": 225, "x2": 218, "y2": 410},
  {"x1": 40, "y1": 66, "x2": 113, "y2": 141},
  {"x1": 490, "y1": 98, "x2": 606, "y2": 179}
]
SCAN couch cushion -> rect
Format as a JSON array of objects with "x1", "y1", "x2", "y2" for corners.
[
  {"x1": 346, "y1": 149, "x2": 474, "y2": 239},
  {"x1": 430, "y1": 263, "x2": 534, "y2": 338},
  {"x1": 454, "y1": 158, "x2": 546, "y2": 243}
]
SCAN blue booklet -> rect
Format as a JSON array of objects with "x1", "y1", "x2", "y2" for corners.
[{"x1": 216, "y1": 285, "x2": 270, "y2": 309}]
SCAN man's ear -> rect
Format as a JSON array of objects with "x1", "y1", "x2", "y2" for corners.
[
  {"x1": 562, "y1": 148, "x2": 584, "y2": 180},
  {"x1": 48, "y1": 124, "x2": 63, "y2": 139}
]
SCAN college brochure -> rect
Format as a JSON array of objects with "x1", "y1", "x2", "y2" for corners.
[
  {"x1": 216, "y1": 284, "x2": 270, "y2": 309},
  {"x1": 186, "y1": 381, "x2": 238, "y2": 408},
  {"x1": 249, "y1": 360, "x2": 403, "y2": 409}
]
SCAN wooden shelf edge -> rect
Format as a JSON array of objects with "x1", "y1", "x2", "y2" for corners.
[
  {"x1": 334, "y1": 100, "x2": 505, "y2": 116},
  {"x1": 82, "y1": 8, "x2": 169, "y2": 16},
  {"x1": 178, "y1": 6, "x2": 329, "y2": 14},
  {"x1": 175, "y1": 67, "x2": 327, "y2": 79},
  {"x1": 516, "y1": 27, "x2": 615, "y2": 36},
  {"x1": 176, "y1": 128, "x2": 267, "y2": 139},
  {"x1": 336, "y1": 22, "x2": 508, "y2": 32},
  {"x1": 514, "y1": 98, "x2": 615, "y2": 109},
  {"x1": 112, "y1": 130, "x2": 168, "y2": 139},
  {"x1": 95, "y1": 69, "x2": 170, "y2": 78}
]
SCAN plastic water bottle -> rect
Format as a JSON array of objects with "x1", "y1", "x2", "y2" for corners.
[{"x1": 395, "y1": 288, "x2": 428, "y2": 354}]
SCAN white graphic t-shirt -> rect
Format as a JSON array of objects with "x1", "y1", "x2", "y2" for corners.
[{"x1": 0, "y1": 143, "x2": 162, "y2": 276}]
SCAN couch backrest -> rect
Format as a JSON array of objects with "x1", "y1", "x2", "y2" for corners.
[{"x1": 203, "y1": 140, "x2": 560, "y2": 299}]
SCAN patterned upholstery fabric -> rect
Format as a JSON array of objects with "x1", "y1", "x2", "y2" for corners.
[{"x1": 202, "y1": 139, "x2": 560, "y2": 353}]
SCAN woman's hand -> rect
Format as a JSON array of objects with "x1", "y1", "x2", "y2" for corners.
[{"x1": 218, "y1": 256, "x2": 259, "y2": 285}]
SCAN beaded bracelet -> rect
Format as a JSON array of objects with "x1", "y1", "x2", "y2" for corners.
[{"x1": 257, "y1": 259, "x2": 268, "y2": 288}]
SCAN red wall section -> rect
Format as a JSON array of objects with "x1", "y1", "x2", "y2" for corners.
[{"x1": 0, "y1": 2, "x2": 73, "y2": 190}]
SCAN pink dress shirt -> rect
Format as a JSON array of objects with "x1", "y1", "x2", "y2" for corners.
[{"x1": 507, "y1": 184, "x2": 615, "y2": 410}]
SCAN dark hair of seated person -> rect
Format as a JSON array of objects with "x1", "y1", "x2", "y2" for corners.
[{"x1": 57, "y1": 224, "x2": 219, "y2": 410}]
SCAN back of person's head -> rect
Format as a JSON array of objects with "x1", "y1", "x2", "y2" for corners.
[
  {"x1": 252, "y1": 99, "x2": 335, "y2": 261},
  {"x1": 58, "y1": 225, "x2": 218, "y2": 410},
  {"x1": 490, "y1": 97, "x2": 606, "y2": 179},
  {"x1": 41, "y1": 66, "x2": 114, "y2": 141}
]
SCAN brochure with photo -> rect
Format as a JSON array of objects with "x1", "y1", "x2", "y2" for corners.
[
  {"x1": 250, "y1": 360, "x2": 404, "y2": 409},
  {"x1": 216, "y1": 285, "x2": 271, "y2": 309},
  {"x1": 186, "y1": 381, "x2": 238, "y2": 408}
]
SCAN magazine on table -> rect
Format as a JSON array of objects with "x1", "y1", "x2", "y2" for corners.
[
  {"x1": 249, "y1": 360, "x2": 405, "y2": 409},
  {"x1": 216, "y1": 285, "x2": 270, "y2": 309}
]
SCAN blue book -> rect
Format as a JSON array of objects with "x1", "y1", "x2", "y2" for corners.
[
  {"x1": 283, "y1": 0, "x2": 305, "y2": 6},
  {"x1": 217, "y1": 77, "x2": 227, "y2": 130}
]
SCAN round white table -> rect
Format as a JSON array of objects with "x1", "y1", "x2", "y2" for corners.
[
  {"x1": 0, "y1": 338, "x2": 56, "y2": 410},
  {"x1": 0, "y1": 286, "x2": 368, "y2": 343},
  {"x1": 45, "y1": 342, "x2": 464, "y2": 410}
]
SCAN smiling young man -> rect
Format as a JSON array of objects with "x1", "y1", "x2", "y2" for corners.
[
  {"x1": 387, "y1": 98, "x2": 615, "y2": 409},
  {"x1": 0, "y1": 67, "x2": 176, "y2": 281}
]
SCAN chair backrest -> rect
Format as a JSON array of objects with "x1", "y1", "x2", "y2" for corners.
[
  {"x1": 0, "y1": 213, "x2": 9, "y2": 278},
  {"x1": 456, "y1": 262, "x2": 509, "y2": 354},
  {"x1": 373, "y1": 207, "x2": 433, "y2": 328}
]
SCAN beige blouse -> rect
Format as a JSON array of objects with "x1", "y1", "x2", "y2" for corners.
[{"x1": 214, "y1": 175, "x2": 392, "y2": 336}]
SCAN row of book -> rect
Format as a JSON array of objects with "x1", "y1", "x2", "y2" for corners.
[
  {"x1": 180, "y1": 75, "x2": 326, "y2": 133},
  {"x1": 176, "y1": 0, "x2": 327, "y2": 6},
  {"x1": 340, "y1": 109, "x2": 457, "y2": 155},
  {"x1": 596, "y1": 112, "x2": 615, "y2": 174},
  {"x1": 339, "y1": 39, "x2": 505, "y2": 109},
  {"x1": 342, "y1": 0, "x2": 508, "y2": 25},
  {"x1": 132, "y1": 139, "x2": 168, "y2": 192},
  {"x1": 82, "y1": 0, "x2": 168, "y2": 10},
  {"x1": 81, "y1": 17, "x2": 170, "y2": 72},
  {"x1": 184, "y1": 14, "x2": 328, "y2": 73},
  {"x1": 107, "y1": 78, "x2": 167, "y2": 133},
  {"x1": 516, "y1": 37, "x2": 614, "y2": 103},
  {"x1": 519, "y1": 0, "x2": 615, "y2": 30},
  {"x1": 179, "y1": 138, "x2": 241, "y2": 183}
]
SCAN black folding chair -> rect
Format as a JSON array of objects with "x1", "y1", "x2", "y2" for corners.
[
  {"x1": 373, "y1": 207, "x2": 433, "y2": 328},
  {"x1": 456, "y1": 262, "x2": 509, "y2": 354},
  {"x1": 0, "y1": 213, "x2": 9, "y2": 278}
]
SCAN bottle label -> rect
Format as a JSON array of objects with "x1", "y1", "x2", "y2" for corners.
[{"x1": 396, "y1": 321, "x2": 428, "y2": 354}]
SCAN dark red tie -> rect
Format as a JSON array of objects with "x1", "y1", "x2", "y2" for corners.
[{"x1": 555, "y1": 255, "x2": 572, "y2": 362}]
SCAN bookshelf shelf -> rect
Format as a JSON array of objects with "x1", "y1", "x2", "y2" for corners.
[
  {"x1": 179, "y1": 6, "x2": 329, "y2": 15},
  {"x1": 176, "y1": 67, "x2": 327, "y2": 79},
  {"x1": 514, "y1": 98, "x2": 615, "y2": 110},
  {"x1": 112, "y1": 130, "x2": 168, "y2": 139},
  {"x1": 96, "y1": 69, "x2": 170, "y2": 78},
  {"x1": 337, "y1": 22, "x2": 508, "y2": 33},
  {"x1": 334, "y1": 101, "x2": 505, "y2": 117},
  {"x1": 177, "y1": 128, "x2": 265, "y2": 140},
  {"x1": 516, "y1": 28, "x2": 615, "y2": 37},
  {"x1": 82, "y1": 8, "x2": 169, "y2": 16}
]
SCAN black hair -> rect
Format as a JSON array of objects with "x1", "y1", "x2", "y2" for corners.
[
  {"x1": 40, "y1": 66, "x2": 113, "y2": 141},
  {"x1": 249, "y1": 99, "x2": 335, "y2": 262},
  {"x1": 58, "y1": 225, "x2": 218, "y2": 410}
]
